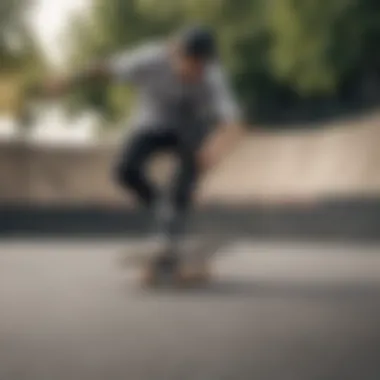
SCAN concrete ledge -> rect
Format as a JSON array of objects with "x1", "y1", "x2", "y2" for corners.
[{"x1": 1, "y1": 198, "x2": 380, "y2": 241}]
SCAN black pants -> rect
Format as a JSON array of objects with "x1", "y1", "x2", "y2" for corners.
[{"x1": 114, "y1": 128, "x2": 200, "y2": 238}]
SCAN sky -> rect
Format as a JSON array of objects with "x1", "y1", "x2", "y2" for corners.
[{"x1": 30, "y1": 0, "x2": 89, "y2": 66}]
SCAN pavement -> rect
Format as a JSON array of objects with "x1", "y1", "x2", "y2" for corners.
[{"x1": 0, "y1": 239, "x2": 380, "y2": 380}]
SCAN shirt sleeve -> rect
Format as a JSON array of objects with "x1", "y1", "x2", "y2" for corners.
[
  {"x1": 207, "y1": 65, "x2": 241, "y2": 125},
  {"x1": 107, "y1": 42, "x2": 162, "y2": 84}
]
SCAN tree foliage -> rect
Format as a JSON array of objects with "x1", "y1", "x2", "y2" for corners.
[
  {"x1": 66, "y1": 0, "x2": 380, "y2": 124},
  {"x1": 0, "y1": 0, "x2": 46, "y2": 115},
  {"x1": 65, "y1": 0, "x2": 180, "y2": 122}
]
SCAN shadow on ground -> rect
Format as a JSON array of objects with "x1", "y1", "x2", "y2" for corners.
[{"x1": 128, "y1": 277, "x2": 380, "y2": 304}]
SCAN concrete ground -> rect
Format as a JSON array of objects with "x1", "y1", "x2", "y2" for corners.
[{"x1": 0, "y1": 239, "x2": 379, "y2": 380}]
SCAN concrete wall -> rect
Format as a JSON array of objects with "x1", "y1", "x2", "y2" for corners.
[
  {"x1": 204, "y1": 113, "x2": 380, "y2": 203},
  {"x1": 1, "y1": 113, "x2": 380, "y2": 206},
  {"x1": 2, "y1": 114, "x2": 380, "y2": 239}
]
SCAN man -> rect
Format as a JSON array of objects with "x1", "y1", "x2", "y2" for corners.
[{"x1": 42, "y1": 26, "x2": 245, "y2": 263}]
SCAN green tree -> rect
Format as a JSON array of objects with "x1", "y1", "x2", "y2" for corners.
[
  {"x1": 0, "y1": 0, "x2": 46, "y2": 115},
  {"x1": 65, "y1": 0, "x2": 380, "y2": 125},
  {"x1": 65, "y1": 0, "x2": 180, "y2": 123}
]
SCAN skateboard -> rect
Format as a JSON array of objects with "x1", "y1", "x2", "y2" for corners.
[{"x1": 122, "y1": 238, "x2": 223, "y2": 288}]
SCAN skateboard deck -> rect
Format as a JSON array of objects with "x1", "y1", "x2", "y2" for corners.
[
  {"x1": 141, "y1": 253, "x2": 210, "y2": 288},
  {"x1": 121, "y1": 238, "x2": 223, "y2": 288}
]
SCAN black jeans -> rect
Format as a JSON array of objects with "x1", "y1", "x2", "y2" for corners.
[{"x1": 114, "y1": 128, "x2": 200, "y2": 238}]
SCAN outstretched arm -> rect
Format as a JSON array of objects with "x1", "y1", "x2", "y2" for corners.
[{"x1": 39, "y1": 43, "x2": 161, "y2": 97}]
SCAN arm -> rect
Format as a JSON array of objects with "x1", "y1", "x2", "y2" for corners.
[
  {"x1": 40, "y1": 43, "x2": 160, "y2": 97},
  {"x1": 198, "y1": 66, "x2": 246, "y2": 172}
]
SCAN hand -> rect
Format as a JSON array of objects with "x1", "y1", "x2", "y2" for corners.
[
  {"x1": 197, "y1": 145, "x2": 222, "y2": 173},
  {"x1": 197, "y1": 124, "x2": 244, "y2": 173}
]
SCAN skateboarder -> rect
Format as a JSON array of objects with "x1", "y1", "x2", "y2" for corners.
[{"x1": 40, "y1": 26, "x2": 245, "y2": 263}]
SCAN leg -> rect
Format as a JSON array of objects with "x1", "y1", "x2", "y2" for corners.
[
  {"x1": 114, "y1": 129, "x2": 177, "y2": 208},
  {"x1": 163, "y1": 141, "x2": 200, "y2": 248},
  {"x1": 172, "y1": 146, "x2": 216, "y2": 284},
  {"x1": 114, "y1": 129, "x2": 180, "y2": 282}
]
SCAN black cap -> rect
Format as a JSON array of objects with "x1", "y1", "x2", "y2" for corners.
[{"x1": 179, "y1": 26, "x2": 217, "y2": 61}]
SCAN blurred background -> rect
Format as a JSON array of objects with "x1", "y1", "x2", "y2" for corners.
[{"x1": 1, "y1": 0, "x2": 380, "y2": 237}]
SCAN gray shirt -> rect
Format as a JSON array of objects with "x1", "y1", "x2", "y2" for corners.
[{"x1": 108, "y1": 41, "x2": 241, "y2": 141}]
